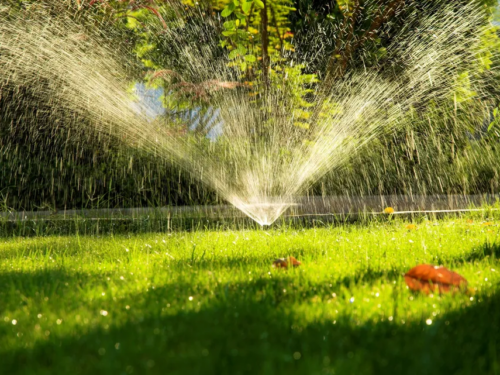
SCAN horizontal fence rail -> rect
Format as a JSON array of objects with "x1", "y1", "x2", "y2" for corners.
[{"x1": 1, "y1": 194, "x2": 499, "y2": 222}]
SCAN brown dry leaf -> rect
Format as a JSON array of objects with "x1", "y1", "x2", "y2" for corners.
[
  {"x1": 272, "y1": 258, "x2": 288, "y2": 268},
  {"x1": 404, "y1": 264, "x2": 467, "y2": 294},
  {"x1": 272, "y1": 256, "x2": 301, "y2": 269}
]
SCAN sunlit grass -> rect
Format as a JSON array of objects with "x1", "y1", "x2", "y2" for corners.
[{"x1": 1, "y1": 216, "x2": 499, "y2": 374}]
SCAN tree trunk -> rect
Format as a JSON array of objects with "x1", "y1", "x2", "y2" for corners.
[{"x1": 261, "y1": 0, "x2": 270, "y2": 90}]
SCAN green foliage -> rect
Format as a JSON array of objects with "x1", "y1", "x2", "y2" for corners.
[
  {"x1": 219, "y1": 0, "x2": 295, "y2": 70},
  {"x1": 4, "y1": 0, "x2": 500, "y2": 211},
  {"x1": 217, "y1": 0, "x2": 319, "y2": 127},
  {"x1": 488, "y1": 107, "x2": 500, "y2": 136},
  {"x1": 474, "y1": 24, "x2": 500, "y2": 72},
  {"x1": 454, "y1": 72, "x2": 478, "y2": 104}
]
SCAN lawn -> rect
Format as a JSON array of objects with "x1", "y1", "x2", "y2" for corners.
[{"x1": 1, "y1": 216, "x2": 499, "y2": 375}]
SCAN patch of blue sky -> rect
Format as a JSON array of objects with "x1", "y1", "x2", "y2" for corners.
[
  {"x1": 131, "y1": 82, "x2": 223, "y2": 140},
  {"x1": 131, "y1": 82, "x2": 166, "y2": 119},
  {"x1": 494, "y1": 0, "x2": 500, "y2": 26}
]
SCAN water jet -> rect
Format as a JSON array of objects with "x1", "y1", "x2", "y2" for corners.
[{"x1": 0, "y1": 2, "x2": 498, "y2": 225}]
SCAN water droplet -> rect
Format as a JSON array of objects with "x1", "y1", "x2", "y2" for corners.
[
  {"x1": 426, "y1": 319, "x2": 432, "y2": 325},
  {"x1": 11, "y1": 319, "x2": 17, "y2": 325}
]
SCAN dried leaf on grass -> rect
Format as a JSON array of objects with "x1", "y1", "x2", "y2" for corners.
[
  {"x1": 404, "y1": 264, "x2": 468, "y2": 294},
  {"x1": 272, "y1": 256, "x2": 301, "y2": 269}
]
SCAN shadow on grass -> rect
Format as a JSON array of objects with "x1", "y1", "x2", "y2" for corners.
[
  {"x1": 430, "y1": 240, "x2": 500, "y2": 268},
  {"x1": 0, "y1": 236, "x2": 496, "y2": 309},
  {"x1": 0, "y1": 265, "x2": 396, "y2": 318},
  {"x1": 1, "y1": 236, "x2": 500, "y2": 375},
  {"x1": 462, "y1": 241, "x2": 500, "y2": 263},
  {"x1": 1, "y1": 282, "x2": 499, "y2": 375},
  {"x1": 0, "y1": 269, "x2": 103, "y2": 326},
  {"x1": 0, "y1": 262, "x2": 499, "y2": 375}
]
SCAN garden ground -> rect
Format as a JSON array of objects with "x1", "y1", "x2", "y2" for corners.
[{"x1": 1, "y1": 215, "x2": 499, "y2": 374}]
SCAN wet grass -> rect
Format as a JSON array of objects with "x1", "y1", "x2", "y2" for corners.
[{"x1": 1, "y1": 216, "x2": 500, "y2": 375}]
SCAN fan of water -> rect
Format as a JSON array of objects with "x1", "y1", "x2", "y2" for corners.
[{"x1": 0, "y1": 2, "x2": 497, "y2": 225}]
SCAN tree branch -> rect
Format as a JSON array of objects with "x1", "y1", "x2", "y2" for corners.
[
  {"x1": 323, "y1": 0, "x2": 404, "y2": 88},
  {"x1": 261, "y1": 0, "x2": 270, "y2": 90}
]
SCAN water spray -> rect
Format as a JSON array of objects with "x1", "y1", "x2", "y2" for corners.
[{"x1": 0, "y1": 2, "x2": 497, "y2": 224}]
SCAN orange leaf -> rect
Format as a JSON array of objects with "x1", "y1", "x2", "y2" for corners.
[
  {"x1": 272, "y1": 256, "x2": 301, "y2": 269},
  {"x1": 404, "y1": 264, "x2": 467, "y2": 294},
  {"x1": 289, "y1": 256, "x2": 301, "y2": 267}
]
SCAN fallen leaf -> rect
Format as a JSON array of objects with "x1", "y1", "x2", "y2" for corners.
[
  {"x1": 273, "y1": 256, "x2": 301, "y2": 269},
  {"x1": 404, "y1": 264, "x2": 467, "y2": 294}
]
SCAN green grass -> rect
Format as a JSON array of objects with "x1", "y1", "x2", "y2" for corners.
[{"x1": 1, "y1": 216, "x2": 500, "y2": 375}]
